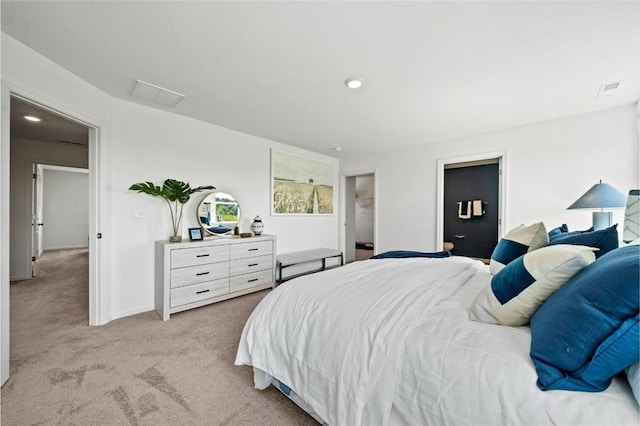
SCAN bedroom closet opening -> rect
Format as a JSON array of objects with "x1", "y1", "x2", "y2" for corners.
[{"x1": 344, "y1": 173, "x2": 376, "y2": 263}]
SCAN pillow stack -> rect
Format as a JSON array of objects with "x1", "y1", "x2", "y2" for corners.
[
  {"x1": 489, "y1": 222, "x2": 548, "y2": 275},
  {"x1": 470, "y1": 244, "x2": 596, "y2": 326},
  {"x1": 529, "y1": 244, "x2": 639, "y2": 392},
  {"x1": 471, "y1": 221, "x2": 637, "y2": 394}
]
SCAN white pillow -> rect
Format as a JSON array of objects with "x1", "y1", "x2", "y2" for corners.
[
  {"x1": 489, "y1": 222, "x2": 548, "y2": 275},
  {"x1": 470, "y1": 244, "x2": 596, "y2": 326}
]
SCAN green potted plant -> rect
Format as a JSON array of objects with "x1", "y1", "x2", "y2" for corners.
[{"x1": 129, "y1": 178, "x2": 215, "y2": 242}]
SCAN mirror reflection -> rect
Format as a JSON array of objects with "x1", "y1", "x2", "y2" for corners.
[{"x1": 197, "y1": 192, "x2": 241, "y2": 236}]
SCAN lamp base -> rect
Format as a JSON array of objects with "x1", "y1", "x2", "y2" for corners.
[{"x1": 592, "y1": 211, "x2": 612, "y2": 231}]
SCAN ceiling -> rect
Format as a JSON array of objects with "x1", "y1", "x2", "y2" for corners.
[
  {"x1": 10, "y1": 97, "x2": 89, "y2": 147},
  {"x1": 2, "y1": 1, "x2": 638, "y2": 157}
]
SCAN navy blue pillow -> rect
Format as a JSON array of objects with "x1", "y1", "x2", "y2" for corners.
[
  {"x1": 549, "y1": 226, "x2": 594, "y2": 240},
  {"x1": 548, "y1": 224, "x2": 569, "y2": 237},
  {"x1": 548, "y1": 224, "x2": 618, "y2": 258},
  {"x1": 530, "y1": 244, "x2": 640, "y2": 392}
]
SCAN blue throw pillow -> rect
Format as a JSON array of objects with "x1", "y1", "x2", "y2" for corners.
[
  {"x1": 548, "y1": 224, "x2": 569, "y2": 237},
  {"x1": 548, "y1": 224, "x2": 618, "y2": 258},
  {"x1": 469, "y1": 245, "x2": 595, "y2": 326},
  {"x1": 548, "y1": 226, "x2": 594, "y2": 241},
  {"x1": 530, "y1": 244, "x2": 640, "y2": 392}
]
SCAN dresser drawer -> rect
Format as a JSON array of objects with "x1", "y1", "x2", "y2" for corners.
[
  {"x1": 170, "y1": 279, "x2": 229, "y2": 308},
  {"x1": 171, "y1": 245, "x2": 229, "y2": 269},
  {"x1": 230, "y1": 240, "x2": 273, "y2": 260},
  {"x1": 230, "y1": 254, "x2": 273, "y2": 277},
  {"x1": 170, "y1": 261, "x2": 229, "y2": 289},
  {"x1": 230, "y1": 269, "x2": 273, "y2": 293}
]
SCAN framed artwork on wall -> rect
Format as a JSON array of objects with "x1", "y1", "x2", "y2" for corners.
[{"x1": 271, "y1": 149, "x2": 336, "y2": 215}]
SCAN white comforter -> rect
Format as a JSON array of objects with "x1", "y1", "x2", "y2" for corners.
[{"x1": 235, "y1": 257, "x2": 639, "y2": 426}]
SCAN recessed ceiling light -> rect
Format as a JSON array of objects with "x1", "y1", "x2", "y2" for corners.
[
  {"x1": 344, "y1": 77, "x2": 364, "y2": 89},
  {"x1": 331, "y1": 146, "x2": 342, "y2": 152},
  {"x1": 24, "y1": 115, "x2": 42, "y2": 122}
]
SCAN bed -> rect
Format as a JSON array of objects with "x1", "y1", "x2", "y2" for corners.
[{"x1": 235, "y1": 222, "x2": 639, "y2": 425}]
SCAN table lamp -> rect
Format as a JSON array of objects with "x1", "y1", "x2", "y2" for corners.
[{"x1": 567, "y1": 180, "x2": 627, "y2": 230}]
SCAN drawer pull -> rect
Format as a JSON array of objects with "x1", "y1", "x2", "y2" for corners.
[
  {"x1": 248, "y1": 278, "x2": 258, "y2": 283},
  {"x1": 196, "y1": 254, "x2": 210, "y2": 258},
  {"x1": 248, "y1": 248, "x2": 259, "y2": 251},
  {"x1": 196, "y1": 289, "x2": 210, "y2": 295},
  {"x1": 248, "y1": 263, "x2": 258, "y2": 267},
  {"x1": 196, "y1": 272, "x2": 210, "y2": 276}
]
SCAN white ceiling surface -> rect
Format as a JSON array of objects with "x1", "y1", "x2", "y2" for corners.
[{"x1": 2, "y1": 1, "x2": 638, "y2": 157}]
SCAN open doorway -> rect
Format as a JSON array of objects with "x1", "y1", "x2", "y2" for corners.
[
  {"x1": 343, "y1": 172, "x2": 376, "y2": 263},
  {"x1": 10, "y1": 97, "x2": 89, "y2": 279},
  {"x1": 31, "y1": 165, "x2": 90, "y2": 276},
  {"x1": 443, "y1": 160, "x2": 499, "y2": 261},
  {"x1": 436, "y1": 151, "x2": 506, "y2": 261},
  {"x1": 5, "y1": 95, "x2": 101, "y2": 384}
]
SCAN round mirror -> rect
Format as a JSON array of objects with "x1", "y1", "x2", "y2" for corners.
[{"x1": 197, "y1": 192, "x2": 241, "y2": 236}]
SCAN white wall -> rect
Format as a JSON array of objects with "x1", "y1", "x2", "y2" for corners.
[
  {"x1": 110, "y1": 99, "x2": 339, "y2": 317},
  {"x1": 341, "y1": 105, "x2": 639, "y2": 253},
  {"x1": 9, "y1": 137, "x2": 88, "y2": 280},
  {"x1": 2, "y1": 33, "x2": 340, "y2": 322},
  {"x1": 42, "y1": 168, "x2": 89, "y2": 250}
]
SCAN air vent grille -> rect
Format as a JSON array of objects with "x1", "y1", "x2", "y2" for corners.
[
  {"x1": 130, "y1": 79, "x2": 185, "y2": 108},
  {"x1": 597, "y1": 80, "x2": 624, "y2": 98}
]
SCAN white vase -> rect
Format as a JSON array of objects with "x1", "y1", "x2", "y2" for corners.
[{"x1": 251, "y1": 216, "x2": 264, "y2": 235}]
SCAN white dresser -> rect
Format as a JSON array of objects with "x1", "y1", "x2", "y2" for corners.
[{"x1": 155, "y1": 235, "x2": 276, "y2": 320}]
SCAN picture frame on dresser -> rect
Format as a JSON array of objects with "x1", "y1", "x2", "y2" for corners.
[{"x1": 188, "y1": 227, "x2": 203, "y2": 241}]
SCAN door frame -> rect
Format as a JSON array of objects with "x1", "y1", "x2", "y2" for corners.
[
  {"x1": 436, "y1": 151, "x2": 507, "y2": 251},
  {"x1": 340, "y1": 169, "x2": 377, "y2": 262},
  {"x1": 2, "y1": 85, "x2": 110, "y2": 385}
]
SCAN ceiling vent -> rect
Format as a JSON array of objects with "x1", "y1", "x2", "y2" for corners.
[
  {"x1": 597, "y1": 80, "x2": 624, "y2": 98},
  {"x1": 130, "y1": 79, "x2": 185, "y2": 108}
]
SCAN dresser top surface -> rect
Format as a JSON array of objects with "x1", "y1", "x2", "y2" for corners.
[{"x1": 156, "y1": 234, "x2": 275, "y2": 249}]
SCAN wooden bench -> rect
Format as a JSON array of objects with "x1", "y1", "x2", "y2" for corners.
[{"x1": 276, "y1": 248, "x2": 344, "y2": 285}]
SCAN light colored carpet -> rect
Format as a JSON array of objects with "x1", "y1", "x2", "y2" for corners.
[{"x1": 2, "y1": 249, "x2": 317, "y2": 425}]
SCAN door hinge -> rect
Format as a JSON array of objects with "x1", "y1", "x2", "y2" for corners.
[
  {"x1": 33, "y1": 173, "x2": 37, "y2": 179},
  {"x1": 97, "y1": 233, "x2": 102, "y2": 239},
  {"x1": 32, "y1": 256, "x2": 36, "y2": 262}
]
